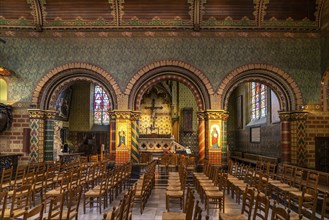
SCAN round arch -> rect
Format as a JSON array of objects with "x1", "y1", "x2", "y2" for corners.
[
  {"x1": 31, "y1": 63, "x2": 121, "y2": 110},
  {"x1": 217, "y1": 64, "x2": 303, "y2": 111},
  {"x1": 126, "y1": 60, "x2": 213, "y2": 111}
]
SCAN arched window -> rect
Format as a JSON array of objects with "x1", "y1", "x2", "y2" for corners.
[
  {"x1": 250, "y1": 82, "x2": 267, "y2": 120},
  {"x1": 93, "y1": 85, "x2": 110, "y2": 125},
  {"x1": 0, "y1": 79, "x2": 7, "y2": 103}
]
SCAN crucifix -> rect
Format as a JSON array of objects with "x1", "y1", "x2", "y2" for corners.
[{"x1": 145, "y1": 99, "x2": 163, "y2": 132}]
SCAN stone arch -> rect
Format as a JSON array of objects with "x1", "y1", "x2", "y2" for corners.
[
  {"x1": 126, "y1": 60, "x2": 213, "y2": 110},
  {"x1": 31, "y1": 63, "x2": 121, "y2": 109},
  {"x1": 321, "y1": 69, "x2": 329, "y2": 111},
  {"x1": 217, "y1": 64, "x2": 303, "y2": 111}
]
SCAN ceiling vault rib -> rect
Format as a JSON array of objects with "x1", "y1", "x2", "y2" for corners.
[
  {"x1": 113, "y1": 0, "x2": 121, "y2": 26},
  {"x1": 316, "y1": 0, "x2": 325, "y2": 28},
  {"x1": 32, "y1": 0, "x2": 44, "y2": 31}
]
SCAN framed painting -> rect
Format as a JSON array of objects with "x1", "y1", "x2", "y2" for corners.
[
  {"x1": 55, "y1": 87, "x2": 72, "y2": 121},
  {"x1": 250, "y1": 126, "x2": 261, "y2": 143}
]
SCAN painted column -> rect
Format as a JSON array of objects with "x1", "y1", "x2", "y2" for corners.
[
  {"x1": 44, "y1": 110, "x2": 57, "y2": 161},
  {"x1": 111, "y1": 110, "x2": 132, "y2": 164},
  {"x1": 279, "y1": 112, "x2": 292, "y2": 164},
  {"x1": 291, "y1": 111, "x2": 309, "y2": 167},
  {"x1": 28, "y1": 109, "x2": 46, "y2": 163},
  {"x1": 205, "y1": 110, "x2": 228, "y2": 166},
  {"x1": 197, "y1": 111, "x2": 206, "y2": 164},
  {"x1": 131, "y1": 111, "x2": 141, "y2": 164},
  {"x1": 109, "y1": 113, "x2": 116, "y2": 161},
  {"x1": 221, "y1": 112, "x2": 229, "y2": 167}
]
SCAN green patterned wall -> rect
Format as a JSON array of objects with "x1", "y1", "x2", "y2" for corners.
[
  {"x1": 0, "y1": 36, "x2": 322, "y2": 104},
  {"x1": 322, "y1": 35, "x2": 329, "y2": 73},
  {"x1": 178, "y1": 83, "x2": 198, "y2": 132}
]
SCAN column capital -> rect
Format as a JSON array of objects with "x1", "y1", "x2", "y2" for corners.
[
  {"x1": 44, "y1": 110, "x2": 57, "y2": 120},
  {"x1": 130, "y1": 111, "x2": 142, "y2": 121},
  {"x1": 205, "y1": 110, "x2": 229, "y2": 121},
  {"x1": 109, "y1": 110, "x2": 132, "y2": 120},
  {"x1": 290, "y1": 111, "x2": 309, "y2": 121},
  {"x1": 197, "y1": 111, "x2": 206, "y2": 120},
  {"x1": 278, "y1": 111, "x2": 291, "y2": 121},
  {"x1": 28, "y1": 109, "x2": 46, "y2": 119}
]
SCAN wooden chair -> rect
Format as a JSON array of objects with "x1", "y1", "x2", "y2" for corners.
[
  {"x1": 44, "y1": 193, "x2": 65, "y2": 220},
  {"x1": 103, "y1": 200, "x2": 124, "y2": 220},
  {"x1": 166, "y1": 171, "x2": 186, "y2": 211},
  {"x1": 271, "y1": 201, "x2": 292, "y2": 220},
  {"x1": 219, "y1": 185, "x2": 255, "y2": 220},
  {"x1": 162, "y1": 188, "x2": 195, "y2": 220},
  {"x1": 83, "y1": 173, "x2": 108, "y2": 214},
  {"x1": 204, "y1": 172, "x2": 225, "y2": 217},
  {"x1": 22, "y1": 203, "x2": 44, "y2": 220},
  {"x1": 0, "y1": 191, "x2": 8, "y2": 219},
  {"x1": 321, "y1": 193, "x2": 329, "y2": 220},
  {"x1": 3, "y1": 185, "x2": 31, "y2": 219},
  {"x1": 61, "y1": 186, "x2": 82, "y2": 220},
  {"x1": 252, "y1": 193, "x2": 270, "y2": 220}
]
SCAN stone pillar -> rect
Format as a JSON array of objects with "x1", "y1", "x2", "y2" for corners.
[
  {"x1": 221, "y1": 112, "x2": 229, "y2": 166},
  {"x1": 44, "y1": 110, "x2": 57, "y2": 161},
  {"x1": 110, "y1": 111, "x2": 132, "y2": 164},
  {"x1": 197, "y1": 111, "x2": 206, "y2": 164},
  {"x1": 109, "y1": 113, "x2": 116, "y2": 161},
  {"x1": 205, "y1": 110, "x2": 228, "y2": 165},
  {"x1": 131, "y1": 111, "x2": 141, "y2": 164},
  {"x1": 279, "y1": 112, "x2": 292, "y2": 164},
  {"x1": 291, "y1": 111, "x2": 309, "y2": 167},
  {"x1": 28, "y1": 109, "x2": 46, "y2": 163}
]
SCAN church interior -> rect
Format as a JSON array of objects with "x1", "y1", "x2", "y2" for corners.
[{"x1": 0, "y1": 0, "x2": 329, "y2": 219}]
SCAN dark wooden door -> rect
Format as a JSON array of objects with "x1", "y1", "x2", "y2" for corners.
[{"x1": 315, "y1": 137, "x2": 329, "y2": 173}]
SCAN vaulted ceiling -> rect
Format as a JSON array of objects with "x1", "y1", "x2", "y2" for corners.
[{"x1": 0, "y1": 0, "x2": 328, "y2": 32}]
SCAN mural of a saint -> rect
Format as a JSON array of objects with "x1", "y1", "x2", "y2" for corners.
[
  {"x1": 118, "y1": 129, "x2": 126, "y2": 147},
  {"x1": 211, "y1": 126, "x2": 219, "y2": 149}
]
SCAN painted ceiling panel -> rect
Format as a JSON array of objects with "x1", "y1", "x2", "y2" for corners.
[{"x1": 0, "y1": 0, "x2": 33, "y2": 20}]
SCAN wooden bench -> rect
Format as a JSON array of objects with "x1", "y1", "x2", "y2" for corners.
[{"x1": 230, "y1": 151, "x2": 279, "y2": 166}]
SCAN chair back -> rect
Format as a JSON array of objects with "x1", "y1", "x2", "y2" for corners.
[
  {"x1": 185, "y1": 190, "x2": 195, "y2": 220},
  {"x1": 64, "y1": 186, "x2": 82, "y2": 220},
  {"x1": 193, "y1": 200, "x2": 202, "y2": 220},
  {"x1": 0, "y1": 191, "x2": 8, "y2": 219},
  {"x1": 46, "y1": 193, "x2": 65, "y2": 220},
  {"x1": 10, "y1": 185, "x2": 31, "y2": 218},
  {"x1": 0, "y1": 167, "x2": 13, "y2": 190},
  {"x1": 241, "y1": 185, "x2": 255, "y2": 220},
  {"x1": 271, "y1": 201, "x2": 291, "y2": 220},
  {"x1": 22, "y1": 203, "x2": 44, "y2": 220},
  {"x1": 252, "y1": 193, "x2": 270, "y2": 220},
  {"x1": 321, "y1": 193, "x2": 329, "y2": 220}
]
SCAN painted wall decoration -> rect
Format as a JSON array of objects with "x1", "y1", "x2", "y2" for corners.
[
  {"x1": 209, "y1": 122, "x2": 221, "y2": 150},
  {"x1": 271, "y1": 90, "x2": 281, "y2": 123},
  {"x1": 55, "y1": 87, "x2": 72, "y2": 121}
]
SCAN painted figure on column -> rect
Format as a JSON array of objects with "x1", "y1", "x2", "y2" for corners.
[
  {"x1": 211, "y1": 125, "x2": 220, "y2": 149},
  {"x1": 118, "y1": 128, "x2": 126, "y2": 148}
]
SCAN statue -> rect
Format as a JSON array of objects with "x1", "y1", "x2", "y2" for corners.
[{"x1": 0, "y1": 103, "x2": 13, "y2": 132}]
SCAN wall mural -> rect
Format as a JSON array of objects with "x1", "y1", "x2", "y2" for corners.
[
  {"x1": 55, "y1": 87, "x2": 72, "y2": 121},
  {"x1": 209, "y1": 122, "x2": 221, "y2": 150}
]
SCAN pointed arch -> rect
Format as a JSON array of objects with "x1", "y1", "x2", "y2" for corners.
[
  {"x1": 125, "y1": 60, "x2": 213, "y2": 111},
  {"x1": 217, "y1": 64, "x2": 303, "y2": 111},
  {"x1": 31, "y1": 63, "x2": 121, "y2": 110}
]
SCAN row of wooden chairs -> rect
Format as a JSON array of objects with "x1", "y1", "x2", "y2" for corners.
[
  {"x1": 103, "y1": 183, "x2": 137, "y2": 220},
  {"x1": 193, "y1": 161, "x2": 226, "y2": 219},
  {"x1": 134, "y1": 160, "x2": 156, "y2": 214}
]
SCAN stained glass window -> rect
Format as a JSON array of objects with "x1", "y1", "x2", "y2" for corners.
[
  {"x1": 250, "y1": 82, "x2": 267, "y2": 120},
  {"x1": 93, "y1": 85, "x2": 111, "y2": 125}
]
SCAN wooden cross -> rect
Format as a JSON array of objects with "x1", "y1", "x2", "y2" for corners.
[{"x1": 145, "y1": 99, "x2": 163, "y2": 131}]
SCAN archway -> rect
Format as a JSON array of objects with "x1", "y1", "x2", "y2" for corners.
[
  {"x1": 126, "y1": 60, "x2": 212, "y2": 163},
  {"x1": 218, "y1": 64, "x2": 304, "y2": 164},
  {"x1": 30, "y1": 63, "x2": 121, "y2": 162}
]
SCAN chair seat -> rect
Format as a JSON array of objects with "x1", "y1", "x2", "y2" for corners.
[
  {"x1": 167, "y1": 186, "x2": 181, "y2": 191},
  {"x1": 205, "y1": 190, "x2": 224, "y2": 198},
  {"x1": 4, "y1": 208, "x2": 26, "y2": 218},
  {"x1": 289, "y1": 191, "x2": 313, "y2": 198},
  {"x1": 85, "y1": 189, "x2": 102, "y2": 196},
  {"x1": 166, "y1": 190, "x2": 183, "y2": 197},
  {"x1": 219, "y1": 213, "x2": 247, "y2": 220},
  {"x1": 162, "y1": 212, "x2": 186, "y2": 220},
  {"x1": 203, "y1": 186, "x2": 220, "y2": 191}
]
